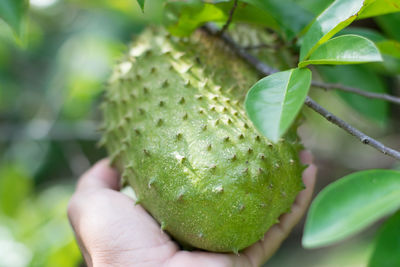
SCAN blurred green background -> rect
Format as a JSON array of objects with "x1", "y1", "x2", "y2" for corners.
[{"x1": 0, "y1": 0, "x2": 399, "y2": 266}]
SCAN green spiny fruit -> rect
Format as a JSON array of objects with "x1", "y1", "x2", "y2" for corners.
[{"x1": 100, "y1": 26, "x2": 304, "y2": 253}]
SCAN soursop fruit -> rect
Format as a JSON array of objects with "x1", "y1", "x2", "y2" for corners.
[{"x1": 100, "y1": 26, "x2": 304, "y2": 253}]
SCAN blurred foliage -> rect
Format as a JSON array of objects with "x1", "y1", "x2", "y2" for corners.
[
  {"x1": 0, "y1": 0, "x2": 399, "y2": 266},
  {"x1": 0, "y1": 0, "x2": 29, "y2": 36},
  {"x1": 317, "y1": 65, "x2": 389, "y2": 127},
  {"x1": 164, "y1": 0, "x2": 313, "y2": 39},
  {"x1": 0, "y1": 0, "x2": 162, "y2": 266},
  {"x1": 369, "y1": 210, "x2": 400, "y2": 267},
  {"x1": 0, "y1": 167, "x2": 81, "y2": 266}
]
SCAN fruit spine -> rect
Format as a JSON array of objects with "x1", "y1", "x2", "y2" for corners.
[{"x1": 100, "y1": 27, "x2": 304, "y2": 252}]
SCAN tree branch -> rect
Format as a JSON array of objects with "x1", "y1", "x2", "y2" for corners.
[
  {"x1": 206, "y1": 23, "x2": 278, "y2": 75},
  {"x1": 311, "y1": 80, "x2": 400, "y2": 105},
  {"x1": 211, "y1": 24, "x2": 400, "y2": 106},
  {"x1": 304, "y1": 97, "x2": 400, "y2": 160},
  {"x1": 218, "y1": 0, "x2": 238, "y2": 36},
  {"x1": 243, "y1": 44, "x2": 279, "y2": 50},
  {"x1": 203, "y1": 23, "x2": 400, "y2": 161}
]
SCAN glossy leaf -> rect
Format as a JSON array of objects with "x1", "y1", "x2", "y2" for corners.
[
  {"x1": 369, "y1": 211, "x2": 400, "y2": 267},
  {"x1": 136, "y1": 0, "x2": 145, "y2": 12},
  {"x1": 303, "y1": 169, "x2": 400, "y2": 249},
  {"x1": 337, "y1": 27, "x2": 400, "y2": 72},
  {"x1": 337, "y1": 27, "x2": 400, "y2": 59},
  {"x1": 242, "y1": 0, "x2": 314, "y2": 39},
  {"x1": 245, "y1": 68, "x2": 311, "y2": 142},
  {"x1": 336, "y1": 27, "x2": 385, "y2": 42},
  {"x1": 299, "y1": 34, "x2": 382, "y2": 67},
  {"x1": 317, "y1": 65, "x2": 388, "y2": 125},
  {"x1": 359, "y1": 0, "x2": 400, "y2": 19},
  {"x1": 299, "y1": 0, "x2": 366, "y2": 61},
  {"x1": 0, "y1": 0, "x2": 29, "y2": 35}
]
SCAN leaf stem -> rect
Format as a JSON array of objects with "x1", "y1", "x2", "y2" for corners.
[
  {"x1": 218, "y1": 0, "x2": 238, "y2": 36},
  {"x1": 203, "y1": 23, "x2": 400, "y2": 161}
]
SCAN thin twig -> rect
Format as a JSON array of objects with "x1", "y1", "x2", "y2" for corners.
[
  {"x1": 243, "y1": 44, "x2": 279, "y2": 50},
  {"x1": 203, "y1": 23, "x2": 400, "y2": 161},
  {"x1": 206, "y1": 24, "x2": 278, "y2": 75},
  {"x1": 207, "y1": 24, "x2": 400, "y2": 106},
  {"x1": 218, "y1": 0, "x2": 238, "y2": 36},
  {"x1": 311, "y1": 80, "x2": 400, "y2": 105},
  {"x1": 304, "y1": 97, "x2": 400, "y2": 160}
]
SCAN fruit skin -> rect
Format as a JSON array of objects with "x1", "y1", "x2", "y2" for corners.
[{"x1": 100, "y1": 26, "x2": 304, "y2": 253}]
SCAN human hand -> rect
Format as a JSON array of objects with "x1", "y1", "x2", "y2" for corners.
[{"x1": 67, "y1": 151, "x2": 317, "y2": 267}]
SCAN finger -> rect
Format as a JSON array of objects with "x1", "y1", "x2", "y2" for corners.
[
  {"x1": 68, "y1": 159, "x2": 120, "y2": 263},
  {"x1": 296, "y1": 163, "x2": 317, "y2": 207},
  {"x1": 69, "y1": 159, "x2": 120, "y2": 265},
  {"x1": 300, "y1": 150, "x2": 314, "y2": 165},
  {"x1": 76, "y1": 159, "x2": 120, "y2": 192},
  {"x1": 244, "y1": 162, "x2": 317, "y2": 266}
]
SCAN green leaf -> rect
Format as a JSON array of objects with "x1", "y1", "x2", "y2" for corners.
[
  {"x1": 164, "y1": 1, "x2": 220, "y2": 36},
  {"x1": 369, "y1": 210, "x2": 400, "y2": 267},
  {"x1": 336, "y1": 27, "x2": 386, "y2": 43},
  {"x1": 299, "y1": 0, "x2": 367, "y2": 61},
  {"x1": 303, "y1": 169, "x2": 400, "y2": 249},
  {"x1": 0, "y1": 0, "x2": 29, "y2": 35},
  {"x1": 245, "y1": 68, "x2": 311, "y2": 142},
  {"x1": 337, "y1": 28, "x2": 400, "y2": 59},
  {"x1": 337, "y1": 27, "x2": 400, "y2": 73},
  {"x1": 317, "y1": 65, "x2": 388, "y2": 125},
  {"x1": 359, "y1": 0, "x2": 400, "y2": 19},
  {"x1": 164, "y1": 0, "x2": 279, "y2": 36},
  {"x1": 136, "y1": 0, "x2": 145, "y2": 12},
  {"x1": 164, "y1": 0, "x2": 312, "y2": 39},
  {"x1": 242, "y1": 0, "x2": 314, "y2": 39},
  {"x1": 299, "y1": 34, "x2": 382, "y2": 67}
]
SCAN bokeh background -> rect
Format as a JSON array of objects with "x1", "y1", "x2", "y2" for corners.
[{"x1": 0, "y1": 0, "x2": 399, "y2": 266}]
